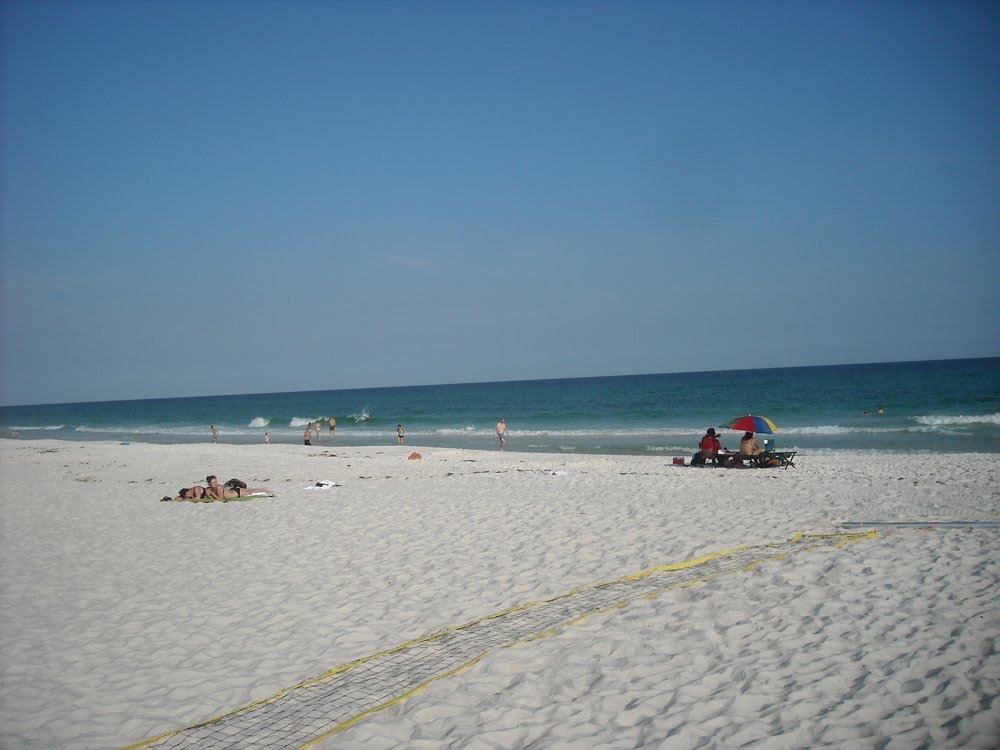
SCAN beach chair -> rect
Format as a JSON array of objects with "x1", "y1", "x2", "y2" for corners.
[
  {"x1": 771, "y1": 451, "x2": 796, "y2": 468},
  {"x1": 751, "y1": 451, "x2": 796, "y2": 469},
  {"x1": 735, "y1": 451, "x2": 797, "y2": 469}
]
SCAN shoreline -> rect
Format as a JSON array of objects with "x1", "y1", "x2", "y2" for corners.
[
  {"x1": 3, "y1": 432, "x2": 999, "y2": 457},
  {"x1": 1, "y1": 439, "x2": 998, "y2": 748}
]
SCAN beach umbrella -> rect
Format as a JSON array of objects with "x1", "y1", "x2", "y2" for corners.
[{"x1": 723, "y1": 415, "x2": 778, "y2": 434}]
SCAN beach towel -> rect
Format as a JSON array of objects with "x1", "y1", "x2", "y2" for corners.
[{"x1": 162, "y1": 493, "x2": 274, "y2": 503}]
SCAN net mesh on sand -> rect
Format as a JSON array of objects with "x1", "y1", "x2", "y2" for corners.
[{"x1": 127, "y1": 531, "x2": 876, "y2": 749}]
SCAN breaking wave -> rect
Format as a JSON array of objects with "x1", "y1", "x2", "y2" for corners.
[{"x1": 914, "y1": 413, "x2": 1000, "y2": 427}]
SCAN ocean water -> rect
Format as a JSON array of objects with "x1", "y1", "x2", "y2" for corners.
[{"x1": 1, "y1": 358, "x2": 998, "y2": 455}]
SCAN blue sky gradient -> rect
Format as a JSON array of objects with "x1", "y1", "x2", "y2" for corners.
[{"x1": 2, "y1": 0, "x2": 998, "y2": 405}]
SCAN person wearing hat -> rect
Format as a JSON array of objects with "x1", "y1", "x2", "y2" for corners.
[{"x1": 699, "y1": 427, "x2": 724, "y2": 466}]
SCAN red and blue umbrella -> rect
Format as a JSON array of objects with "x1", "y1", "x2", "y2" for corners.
[{"x1": 723, "y1": 415, "x2": 778, "y2": 434}]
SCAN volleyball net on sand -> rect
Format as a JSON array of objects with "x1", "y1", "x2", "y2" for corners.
[{"x1": 126, "y1": 531, "x2": 877, "y2": 750}]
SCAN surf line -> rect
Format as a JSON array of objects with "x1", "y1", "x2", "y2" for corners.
[
  {"x1": 840, "y1": 520, "x2": 1000, "y2": 529},
  {"x1": 125, "y1": 531, "x2": 877, "y2": 750}
]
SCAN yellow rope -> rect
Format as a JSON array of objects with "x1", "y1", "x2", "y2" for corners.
[{"x1": 125, "y1": 531, "x2": 877, "y2": 749}]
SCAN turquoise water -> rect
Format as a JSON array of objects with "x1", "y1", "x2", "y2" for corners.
[{"x1": 1, "y1": 358, "x2": 998, "y2": 454}]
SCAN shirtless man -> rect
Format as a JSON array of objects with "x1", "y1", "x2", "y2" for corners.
[{"x1": 496, "y1": 418, "x2": 508, "y2": 450}]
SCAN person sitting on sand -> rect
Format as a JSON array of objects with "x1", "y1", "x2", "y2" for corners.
[
  {"x1": 698, "y1": 427, "x2": 724, "y2": 465},
  {"x1": 740, "y1": 432, "x2": 763, "y2": 456}
]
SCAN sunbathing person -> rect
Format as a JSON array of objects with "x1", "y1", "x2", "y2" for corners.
[
  {"x1": 214, "y1": 484, "x2": 271, "y2": 499},
  {"x1": 698, "y1": 427, "x2": 724, "y2": 465},
  {"x1": 176, "y1": 485, "x2": 210, "y2": 500},
  {"x1": 166, "y1": 477, "x2": 270, "y2": 501},
  {"x1": 205, "y1": 475, "x2": 233, "y2": 499},
  {"x1": 205, "y1": 475, "x2": 270, "y2": 499},
  {"x1": 740, "y1": 432, "x2": 763, "y2": 455},
  {"x1": 739, "y1": 431, "x2": 769, "y2": 467},
  {"x1": 169, "y1": 483, "x2": 271, "y2": 501}
]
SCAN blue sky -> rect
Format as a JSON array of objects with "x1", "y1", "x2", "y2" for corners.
[{"x1": 2, "y1": 0, "x2": 997, "y2": 406}]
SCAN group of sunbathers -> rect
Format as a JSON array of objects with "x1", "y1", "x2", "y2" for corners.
[
  {"x1": 165, "y1": 475, "x2": 272, "y2": 502},
  {"x1": 693, "y1": 428, "x2": 771, "y2": 467}
]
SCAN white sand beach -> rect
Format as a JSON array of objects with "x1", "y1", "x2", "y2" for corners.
[{"x1": 0, "y1": 438, "x2": 997, "y2": 749}]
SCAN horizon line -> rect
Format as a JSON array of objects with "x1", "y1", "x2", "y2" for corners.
[{"x1": 2, "y1": 355, "x2": 997, "y2": 410}]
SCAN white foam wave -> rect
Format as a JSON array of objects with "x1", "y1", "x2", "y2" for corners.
[
  {"x1": 523, "y1": 443, "x2": 580, "y2": 451},
  {"x1": 783, "y1": 424, "x2": 933, "y2": 436},
  {"x1": 350, "y1": 409, "x2": 373, "y2": 423},
  {"x1": 10, "y1": 424, "x2": 65, "y2": 431},
  {"x1": 914, "y1": 413, "x2": 1000, "y2": 427},
  {"x1": 249, "y1": 417, "x2": 271, "y2": 428},
  {"x1": 512, "y1": 428, "x2": 700, "y2": 438},
  {"x1": 71, "y1": 423, "x2": 323, "y2": 438},
  {"x1": 289, "y1": 417, "x2": 323, "y2": 428},
  {"x1": 76, "y1": 424, "x2": 211, "y2": 435},
  {"x1": 785, "y1": 425, "x2": 879, "y2": 435},
  {"x1": 436, "y1": 426, "x2": 481, "y2": 436}
]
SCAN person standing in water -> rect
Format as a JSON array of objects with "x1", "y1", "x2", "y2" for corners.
[
  {"x1": 496, "y1": 418, "x2": 508, "y2": 450},
  {"x1": 396, "y1": 424, "x2": 406, "y2": 445},
  {"x1": 210, "y1": 425, "x2": 219, "y2": 443}
]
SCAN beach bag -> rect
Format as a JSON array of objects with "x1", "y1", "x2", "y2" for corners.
[{"x1": 224, "y1": 478, "x2": 247, "y2": 489}]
